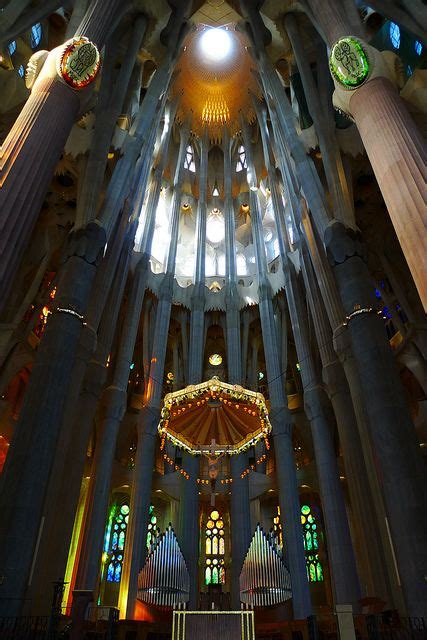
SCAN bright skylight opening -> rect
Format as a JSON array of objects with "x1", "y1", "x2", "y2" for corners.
[
  {"x1": 206, "y1": 209, "x2": 225, "y2": 244},
  {"x1": 200, "y1": 28, "x2": 232, "y2": 62}
]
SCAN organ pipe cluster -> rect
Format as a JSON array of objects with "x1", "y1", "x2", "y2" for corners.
[
  {"x1": 240, "y1": 524, "x2": 292, "y2": 607},
  {"x1": 137, "y1": 525, "x2": 190, "y2": 608}
]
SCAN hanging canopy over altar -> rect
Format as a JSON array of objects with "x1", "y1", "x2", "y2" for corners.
[{"x1": 158, "y1": 378, "x2": 272, "y2": 455}]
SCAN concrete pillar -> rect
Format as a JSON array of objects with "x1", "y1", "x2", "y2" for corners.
[{"x1": 325, "y1": 221, "x2": 427, "y2": 617}]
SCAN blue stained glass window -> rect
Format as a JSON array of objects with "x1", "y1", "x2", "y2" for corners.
[
  {"x1": 107, "y1": 563, "x2": 114, "y2": 581},
  {"x1": 30, "y1": 23, "x2": 42, "y2": 49},
  {"x1": 103, "y1": 501, "x2": 130, "y2": 583},
  {"x1": 8, "y1": 41, "x2": 16, "y2": 56},
  {"x1": 112, "y1": 532, "x2": 118, "y2": 550},
  {"x1": 415, "y1": 41, "x2": 423, "y2": 56},
  {"x1": 118, "y1": 530, "x2": 125, "y2": 550},
  {"x1": 389, "y1": 23, "x2": 400, "y2": 49},
  {"x1": 407, "y1": 65, "x2": 413, "y2": 76},
  {"x1": 18, "y1": 64, "x2": 25, "y2": 78}
]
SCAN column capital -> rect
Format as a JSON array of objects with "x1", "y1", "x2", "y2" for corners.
[
  {"x1": 63, "y1": 221, "x2": 106, "y2": 266},
  {"x1": 303, "y1": 384, "x2": 331, "y2": 422},
  {"x1": 99, "y1": 385, "x2": 127, "y2": 420},
  {"x1": 324, "y1": 221, "x2": 366, "y2": 267}
]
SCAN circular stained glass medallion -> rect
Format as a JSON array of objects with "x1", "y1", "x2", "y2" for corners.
[
  {"x1": 60, "y1": 36, "x2": 100, "y2": 89},
  {"x1": 209, "y1": 354, "x2": 222, "y2": 366},
  {"x1": 329, "y1": 37, "x2": 370, "y2": 89},
  {"x1": 210, "y1": 510, "x2": 219, "y2": 521}
]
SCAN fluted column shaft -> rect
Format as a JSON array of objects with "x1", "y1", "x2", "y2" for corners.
[
  {"x1": 305, "y1": 0, "x2": 427, "y2": 310},
  {"x1": 349, "y1": 79, "x2": 427, "y2": 310},
  {"x1": 0, "y1": 0, "x2": 124, "y2": 311}
]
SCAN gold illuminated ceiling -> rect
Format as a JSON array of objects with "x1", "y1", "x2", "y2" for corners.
[{"x1": 173, "y1": 24, "x2": 261, "y2": 141}]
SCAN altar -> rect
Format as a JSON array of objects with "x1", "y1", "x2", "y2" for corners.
[{"x1": 172, "y1": 610, "x2": 255, "y2": 640}]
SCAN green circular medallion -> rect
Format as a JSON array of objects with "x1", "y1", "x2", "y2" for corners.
[{"x1": 329, "y1": 37, "x2": 370, "y2": 89}]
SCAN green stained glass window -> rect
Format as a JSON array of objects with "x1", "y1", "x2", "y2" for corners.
[
  {"x1": 301, "y1": 506, "x2": 323, "y2": 583},
  {"x1": 102, "y1": 500, "x2": 130, "y2": 583}
]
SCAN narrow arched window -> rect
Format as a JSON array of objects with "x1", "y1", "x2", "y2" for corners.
[
  {"x1": 389, "y1": 22, "x2": 400, "y2": 49},
  {"x1": 30, "y1": 23, "x2": 42, "y2": 49},
  {"x1": 205, "y1": 509, "x2": 226, "y2": 585},
  {"x1": 146, "y1": 504, "x2": 159, "y2": 551},
  {"x1": 236, "y1": 145, "x2": 247, "y2": 172},
  {"x1": 103, "y1": 502, "x2": 130, "y2": 583},
  {"x1": 301, "y1": 504, "x2": 323, "y2": 582},
  {"x1": 184, "y1": 145, "x2": 196, "y2": 173}
]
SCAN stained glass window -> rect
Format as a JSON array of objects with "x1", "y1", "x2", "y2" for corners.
[
  {"x1": 8, "y1": 41, "x2": 16, "y2": 56},
  {"x1": 30, "y1": 23, "x2": 42, "y2": 49},
  {"x1": 146, "y1": 504, "x2": 159, "y2": 551},
  {"x1": 301, "y1": 505, "x2": 323, "y2": 582},
  {"x1": 184, "y1": 145, "x2": 196, "y2": 173},
  {"x1": 389, "y1": 22, "x2": 400, "y2": 49},
  {"x1": 415, "y1": 40, "x2": 423, "y2": 56},
  {"x1": 103, "y1": 502, "x2": 130, "y2": 583},
  {"x1": 205, "y1": 509, "x2": 226, "y2": 585},
  {"x1": 236, "y1": 145, "x2": 247, "y2": 172},
  {"x1": 273, "y1": 504, "x2": 323, "y2": 583},
  {"x1": 17, "y1": 64, "x2": 25, "y2": 78}
]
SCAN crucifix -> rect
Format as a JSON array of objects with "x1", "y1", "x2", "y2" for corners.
[{"x1": 207, "y1": 439, "x2": 225, "y2": 506}]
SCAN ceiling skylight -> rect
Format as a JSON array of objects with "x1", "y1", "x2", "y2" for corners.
[{"x1": 200, "y1": 27, "x2": 232, "y2": 62}]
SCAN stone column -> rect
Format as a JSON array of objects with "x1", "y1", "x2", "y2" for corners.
[
  {"x1": 300, "y1": 246, "x2": 393, "y2": 605},
  {"x1": 183, "y1": 127, "x2": 208, "y2": 607},
  {"x1": 256, "y1": 103, "x2": 360, "y2": 606},
  {"x1": 0, "y1": 0, "x2": 124, "y2": 310},
  {"x1": 118, "y1": 122, "x2": 192, "y2": 618},
  {"x1": 0, "y1": 223, "x2": 106, "y2": 616},
  {"x1": 241, "y1": 115, "x2": 311, "y2": 619},
  {"x1": 73, "y1": 113, "x2": 175, "y2": 596},
  {"x1": 178, "y1": 453, "x2": 200, "y2": 610},
  {"x1": 325, "y1": 222, "x2": 427, "y2": 618},
  {"x1": 223, "y1": 125, "x2": 252, "y2": 607},
  {"x1": 305, "y1": 0, "x2": 427, "y2": 310}
]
